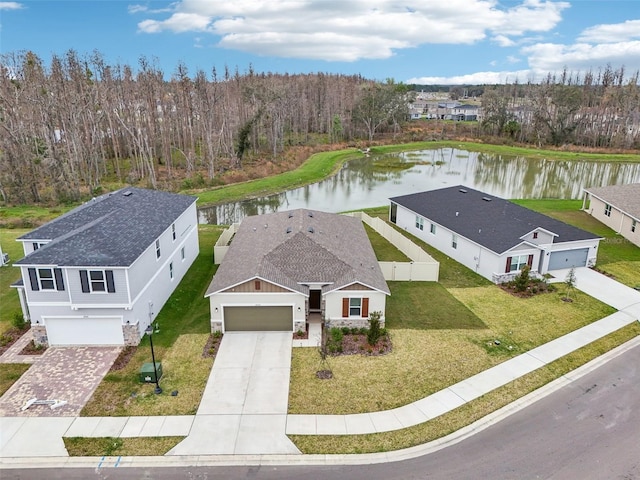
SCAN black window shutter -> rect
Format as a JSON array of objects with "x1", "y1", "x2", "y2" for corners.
[
  {"x1": 54, "y1": 268, "x2": 65, "y2": 291},
  {"x1": 106, "y1": 270, "x2": 115, "y2": 293},
  {"x1": 80, "y1": 270, "x2": 89, "y2": 292},
  {"x1": 28, "y1": 268, "x2": 39, "y2": 291}
]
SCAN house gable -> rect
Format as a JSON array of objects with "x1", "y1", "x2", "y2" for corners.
[{"x1": 220, "y1": 277, "x2": 293, "y2": 294}]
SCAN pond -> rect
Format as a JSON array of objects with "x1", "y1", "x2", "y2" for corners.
[{"x1": 199, "y1": 148, "x2": 640, "y2": 225}]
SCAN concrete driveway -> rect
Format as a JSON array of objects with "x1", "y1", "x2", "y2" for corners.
[
  {"x1": 169, "y1": 332, "x2": 300, "y2": 455},
  {"x1": 0, "y1": 346, "x2": 121, "y2": 417}
]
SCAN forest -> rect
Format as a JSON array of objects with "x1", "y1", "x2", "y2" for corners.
[{"x1": 1, "y1": 50, "x2": 638, "y2": 205}]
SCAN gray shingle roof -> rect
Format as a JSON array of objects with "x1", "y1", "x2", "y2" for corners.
[
  {"x1": 391, "y1": 186, "x2": 600, "y2": 254},
  {"x1": 16, "y1": 187, "x2": 196, "y2": 267},
  {"x1": 584, "y1": 183, "x2": 640, "y2": 221},
  {"x1": 206, "y1": 209, "x2": 390, "y2": 296}
]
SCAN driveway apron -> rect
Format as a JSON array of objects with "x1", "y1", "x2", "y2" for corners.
[{"x1": 168, "y1": 332, "x2": 300, "y2": 455}]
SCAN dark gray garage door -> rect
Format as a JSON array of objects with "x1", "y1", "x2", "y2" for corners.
[
  {"x1": 548, "y1": 248, "x2": 589, "y2": 270},
  {"x1": 223, "y1": 306, "x2": 293, "y2": 332}
]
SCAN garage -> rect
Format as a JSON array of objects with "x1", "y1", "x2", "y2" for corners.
[
  {"x1": 548, "y1": 248, "x2": 589, "y2": 270},
  {"x1": 45, "y1": 317, "x2": 124, "y2": 346},
  {"x1": 223, "y1": 306, "x2": 293, "y2": 332}
]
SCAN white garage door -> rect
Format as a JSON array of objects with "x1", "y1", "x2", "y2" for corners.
[
  {"x1": 45, "y1": 317, "x2": 124, "y2": 346},
  {"x1": 548, "y1": 248, "x2": 589, "y2": 271}
]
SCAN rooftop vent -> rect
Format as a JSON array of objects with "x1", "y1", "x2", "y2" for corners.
[
  {"x1": 459, "y1": 188, "x2": 467, "y2": 193},
  {"x1": 288, "y1": 212, "x2": 293, "y2": 218},
  {"x1": 308, "y1": 211, "x2": 314, "y2": 218},
  {"x1": 122, "y1": 191, "x2": 133, "y2": 196},
  {"x1": 286, "y1": 227, "x2": 292, "y2": 234},
  {"x1": 308, "y1": 227, "x2": 314, "y2": 233},
  {"x1": 482, "y1": 197, "x2": 492, "y2": 202}
]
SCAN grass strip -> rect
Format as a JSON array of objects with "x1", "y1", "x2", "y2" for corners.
[
  {"x1": 0, "y1": 363, "x2": 31, "y2": 396},
  {"x1": 63, "y1": 436, "x2": 184, "y2": 456},
  {"x1": 289, "y1": 322, "x2": 640, "y2": 454}
]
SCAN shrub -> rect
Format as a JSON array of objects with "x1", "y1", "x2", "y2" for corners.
[
  {"x1": 341, "y1": 326, "x2": 351, "y2": 335},
  {"x1": 12, "y1": 313, "x2": 27, "y2": 330},
  {"x1": 513, "y1": 265, "x2": 531, "y2": 292},
  {"x1": 367, "y1": 311, "x2": 382, "y2": 346}
]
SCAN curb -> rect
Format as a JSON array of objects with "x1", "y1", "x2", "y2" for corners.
[{"x1": 2, "y1": 334, "x2": 639, "y2": 470}]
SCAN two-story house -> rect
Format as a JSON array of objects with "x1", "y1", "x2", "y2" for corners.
[{"x1": 12, "y1": 187, "x2": 199, "y2": 346}]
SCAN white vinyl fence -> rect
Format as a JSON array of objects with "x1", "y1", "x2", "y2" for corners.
[
  {"x1": 346, "y1": 212, "x2": 439, "y2": 281},
  {"x1": 213, "y1": 223, "x2": 239, "y2": 264}
]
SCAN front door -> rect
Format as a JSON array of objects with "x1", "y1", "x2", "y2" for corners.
[{"x1": 309, "y1": 290, "x2": 321, "y2": 311}]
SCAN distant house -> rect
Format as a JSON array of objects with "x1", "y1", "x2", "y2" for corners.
[
  {"x1": 390, "y1": 186, "x2": 601, "y2": 283},
  {"x1": 205, "y1": 209, "x2": 390, "y2": 332},
  {"x1": 451, "y1": 104, "x2": 480, "y2": 121},
  {"x1": 582, "y1": 183, "x2": 640, "y2": 247},
  {"x1": 12, "y1": 187, "x2": 199, "y2": 346}
]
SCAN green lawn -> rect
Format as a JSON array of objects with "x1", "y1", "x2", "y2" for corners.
[
  {"x1": 64, "y1": 436, "x2": 184, "y2": 456},
  {"x1": 363, "y1": 224, "x2": 410, "y2": 262},
  {"x1": 0, "y1": 364, "x2": 31, "y2": 396},
  {"x1": 81, "y1": 225, "x2": 223, "y2": 417},
  {"x1": 0, "y1": 229, "x2": 28, "y2": 335}
]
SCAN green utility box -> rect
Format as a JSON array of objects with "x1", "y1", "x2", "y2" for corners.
[{"x1": 139, "y1": 362, "x2": 163, "y2": 383}]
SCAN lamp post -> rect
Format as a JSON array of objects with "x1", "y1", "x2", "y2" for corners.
[{"x1": 145, "y1": 325, "x2": 162, "y2": 394}]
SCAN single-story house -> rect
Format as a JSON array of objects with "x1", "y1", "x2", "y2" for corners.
[
  {"x1": 582, "y1": 183, "x2": 640, "y2": 247},
  {"x1": 390, "y1": 186, "x2": 602, "y2": 283},
  {"x1": 205, "y1": 209, "x2": 390, "y2": 333},
  {"x1": 12, "y1": 187, "x2": 199, "y2": 346}
]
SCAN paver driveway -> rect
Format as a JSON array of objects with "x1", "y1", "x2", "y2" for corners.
[{"x1": 0, "y1": 346, "x2": 120, "y2": 417}]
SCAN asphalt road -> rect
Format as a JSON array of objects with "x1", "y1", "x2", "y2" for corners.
[{"x1": 4, "y1": 341, "x2": 640, "y2": 480}]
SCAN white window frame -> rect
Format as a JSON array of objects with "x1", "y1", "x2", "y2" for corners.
[
  {"x1": 37, "y1": 268, "x2": 58, "y2": 290},
  {"x1": 349, "y1": 297, "x2": 362, "y2": 317},
  {"x1": 181, "y1": 246, "x2": 185, "y2": 261},
  {"x1": 509, "y1": 255, "x2": 529, "y2": 272},
  {"x1": 169, "y1": 262, "x2": 174, "y2": 280},
  {"x1": 171, "y1": 223, "x2": 176, "y2": 241},
  {"x1": 88, "y1": 270, "x2": 107, "y2": 293},
  {"x1": 632, "y1": 219, "x2": 637, "y2": 233},
  {"x1": 604, "y1": 204, "x2": 612, "y2": 217},
  {"x1": 430, "y1": 223, "x2": 436, "y2": 234},
  {"x1": 155, "y1": 239, "x2": 161, "y2": 259},
  {"x1": 451, "y1": 234, "x2": 458, "y2": 249},
  {"x1": 415, "y1": 216, "x2": 424, "y2": 231}
]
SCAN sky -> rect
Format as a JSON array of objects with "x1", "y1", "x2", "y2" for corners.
[{"x1": 1, "y1": 0, "x2": 639, "y2": 84}]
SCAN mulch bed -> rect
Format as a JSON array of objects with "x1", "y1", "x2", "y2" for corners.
[
  {"x1": 202, "y1": 334, "x2": 223, "y2": 358},
  {"x1": 333, "y1": 333, "x2": 393, "y2": 356},
  {"x1": 109, "y1": 346, "x2": 138, "y2": 371},
  {"x1": 500, "y1": 281, "x2": 556, "y2": 298},
  {"x1": 0, "y1": 327, "x2": 30, "y2": 356},
  {"x1": 19, "y1": 340, "x2": 48, "y2": 355},
  {"x1": 293, "y1": 329, "x2": 309, "y2": 340}
]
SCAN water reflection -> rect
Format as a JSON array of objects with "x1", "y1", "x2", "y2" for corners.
[{"x1": 200, "y1": 148, "x2": 640, "y2": 224}]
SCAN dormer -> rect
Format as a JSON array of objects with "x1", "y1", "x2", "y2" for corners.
[{"x1": 520, "y1": 227, "x2": 557, "y2": 245}]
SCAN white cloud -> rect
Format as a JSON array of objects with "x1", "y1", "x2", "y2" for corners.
[
  {"x1": 493, "y1": 34, "x2": 516, "y2": 47},
  {"x1": 0, "y1": 2, "x2": 24, "y2": 10},
  {"x1": 578, "y1": 19, "x2": 640, "y2": 43},
  {"x1": 137, "y1": 0, "x2": 568, "y2": 61},
  {"x1": 407, "y1": 69, "x2": 535, "y2": 85}
]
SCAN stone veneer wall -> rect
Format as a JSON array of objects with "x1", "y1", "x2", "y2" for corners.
[
  {"x1": 294, "y1": 320, "x2": 306, "y2": 332},
  {"x1": 31, "y1": 324, "x2": 48, "y2": 347},
  {"x1": 211, "y1": 321, "x2": 223, "y2": 333},
  {"x1": 122, "y1": 324, "x2": 142, "y2": 346},
  {"x1": 327, "y1": 317, "x2": 385, "y2": 329}
]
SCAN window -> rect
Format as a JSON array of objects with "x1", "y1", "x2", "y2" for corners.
[
  {"x1": 533, "y1": 232, "x2": 538, "y2": 239},
  {"x1": 254, "y1": 280, "x2": 261, "y2": 290},
  {"x1": 430, "y1": 223, "x2": 436, "y2": 234},
  {"x1": 28, "y1": 267, "x2": 64, "y2": 291},
  {"x1": 604, "y1": 204, "x2": 612, "y2": 217},
  {"x1": 171, "y1": 223, "x2": 176, "y2": 241},
  {"x1": 506, "y1": 255, "x2": 531, "y2": 273},
  {"x1": 349, "y1": 298, "x2": 362, "y2": 316},
  {"x1": 80, "y1": 270, "x2": 115, "y2": 293},
  {"x1": 181, "y1": 246, "x2": 185, "y2": 260},
  {"x1": 451, "y1": 234, "x2": 458, "y2": 249},
  {"x1": 169, "y1": 262, "x2": 174, "y2": 280},
  {"x1": 632, "y1": 220, "x2": 637, "y2": 233},
  {"x1": 155, "y1": 239, "x2": 161, "y2": 259},
  {"x1": 415, "y1": 216, "x2": 424, "y2": 230}
]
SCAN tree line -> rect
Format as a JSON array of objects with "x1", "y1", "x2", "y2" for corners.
[{"x1": 0, "y1": 50, "x2": 638, "y2": 205}]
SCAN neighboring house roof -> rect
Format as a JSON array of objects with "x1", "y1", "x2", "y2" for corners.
[
  {"x1": 206, "y1": 209, "x2": 390, "y2": 297},
  {"x1": 584, "y1": 183, "x2": 640, "y2": 221},
  {"x1": 391, "y1": 186, "x2": 600, "y2": 254},
  {"x1": 16, "y1": 187, "x2": 196, "y2": 267}
]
